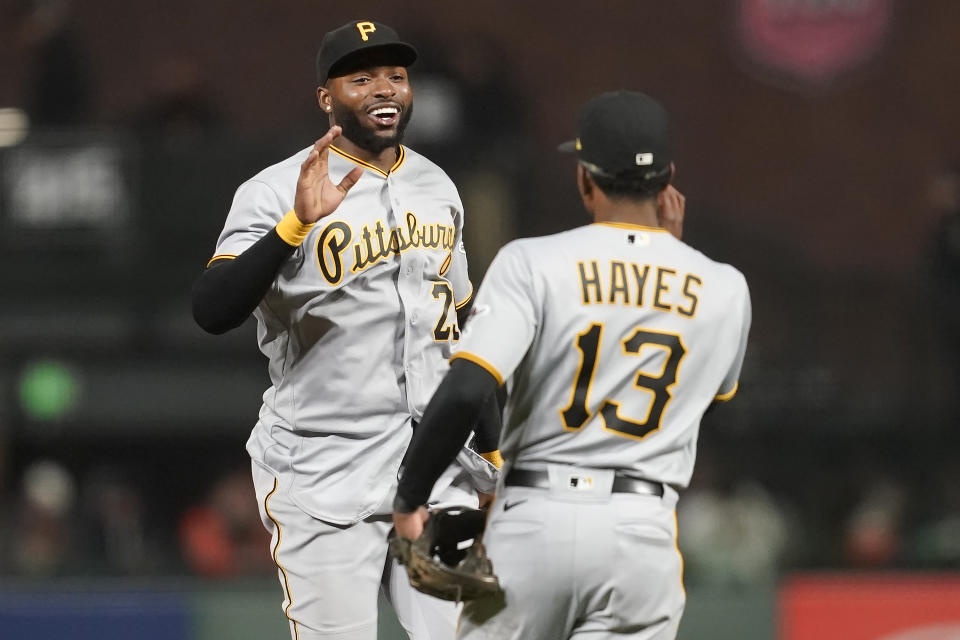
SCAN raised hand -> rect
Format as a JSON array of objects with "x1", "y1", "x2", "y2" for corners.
[
  {"x1": 657, "y1": 185, "x2": 686, "y2": 240},
  {"x1": 294, "y1": 125, "x2": 365, "y2": 224}
]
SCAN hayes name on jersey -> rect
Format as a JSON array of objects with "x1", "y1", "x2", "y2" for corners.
[{"x1": 577, "y1": 259, "x2": 702, "y2": 318}]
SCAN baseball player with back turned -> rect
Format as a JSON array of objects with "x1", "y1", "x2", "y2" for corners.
[
  {"x1": 192, "y1": 20, "x2": 501, "y2": 640},
  {"x1": 393, "y1": 91, "x2": 751, "y2": 639}
]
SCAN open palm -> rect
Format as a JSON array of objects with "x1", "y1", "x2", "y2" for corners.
[{"x1": 294, "y1": 125, "x2": 364, "y2": 224}]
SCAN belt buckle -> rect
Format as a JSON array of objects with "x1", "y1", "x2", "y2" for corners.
[{"x1": 566, "y1": 473, "x2": 594, "y2": 491}]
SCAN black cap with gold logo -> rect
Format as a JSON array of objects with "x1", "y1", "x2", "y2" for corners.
[
  {"x1": 559, "y1": 91, "x2": 672, "y2": 181},
  {"x1": 316, "y1": 20, "x2": 418, "y2": 84}
]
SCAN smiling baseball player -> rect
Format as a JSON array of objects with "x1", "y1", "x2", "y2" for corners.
[
  {"x1": 393, "y1": 91, "x2": 751, "y2": 639},
  {"x1": 192, "y1": 20, "x2": 500, "y2": 640}
]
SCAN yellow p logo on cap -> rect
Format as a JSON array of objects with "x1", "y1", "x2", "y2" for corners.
[{"x1": 356, "y1": 22, "x2": 376, "y2": 41}]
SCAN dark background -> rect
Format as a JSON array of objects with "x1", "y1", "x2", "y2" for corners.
[{"x1": 0, "y1": 0, "x2": 958, "y2": 603}]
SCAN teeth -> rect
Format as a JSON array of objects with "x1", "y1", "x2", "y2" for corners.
[{"x1": 370, "y1": 107, "x2": 398, "y2": 117}]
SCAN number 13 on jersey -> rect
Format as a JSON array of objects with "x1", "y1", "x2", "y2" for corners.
[{"x1": 560, "y1": 323, "x2": 687, "y2": 440}]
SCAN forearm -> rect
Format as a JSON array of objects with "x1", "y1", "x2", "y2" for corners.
[
  {"x1": 395, "y1": 360, "x2": 499, "y2": 511},
  {"x1": 474, "y1": 392, "x2": 501, "y2": 464},
  {"x1": 192, "y1": 212, "x2": 312, "y2": 334},
  {"x1": 456, "y1": 300, "x2": 502, "y2": 463}
]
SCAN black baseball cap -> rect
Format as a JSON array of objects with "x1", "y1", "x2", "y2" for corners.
[
  {"x1": 559, "y1": 91, "x2": 672, "y2": 181},
  {"x1": 316, "y1": 20, "x2": 418, "y2": 84}
]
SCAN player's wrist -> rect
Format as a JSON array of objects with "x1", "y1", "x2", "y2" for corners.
[
  {"x1": 392, "y1": 490, "x2": 423, "y2": 514},
  {"x1": 276, "y1": 210, "x2": 316, "y2": 246},
  {"x1": 480, "y1": 449, "x2": 503, "y2": 469}
]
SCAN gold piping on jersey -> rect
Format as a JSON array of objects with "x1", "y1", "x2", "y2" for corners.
[
  {"x1": 329, "y1": 144, "x2": 406, "y2": 178},
  {"x1": 276, "y1": 210, "x2": 316, "y2": 247},
  {"x1": 592, "y1": 221, "x2": 669, "y2": 233},
  {"x1": 714, "y1": 381, "x2": 739, "y2": 402},
  {"x1": 674, "y1": 510, "x2": 686, "y2": 600},
  {"x1": 450, "y1": 351, "x2": 504, "y2": 386},
  {"x1": 206, "y1": 254, "x2": 237, "y2": 267},
  {"x1": 264, "y1": 478, "x2": 300, "y2": 640},
  {"x1": 454, "y1": 283, "x2": 474, "y2": 309}
]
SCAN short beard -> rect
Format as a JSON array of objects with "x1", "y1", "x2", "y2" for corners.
[{"x1": 331, "y1": 102, "x2": 413, "y2": 154}]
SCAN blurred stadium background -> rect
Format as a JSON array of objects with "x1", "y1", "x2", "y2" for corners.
[{"x1": 1, "y1": 1, "x2": 959, "y2": 638}]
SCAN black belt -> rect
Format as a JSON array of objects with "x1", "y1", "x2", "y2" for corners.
[{"x1": 505, "y1": 468, "x2": 664, "y2": 497}]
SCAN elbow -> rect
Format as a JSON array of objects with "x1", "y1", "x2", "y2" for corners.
[
  {"x1": 192, "y1": 309, "x2": 231, "y2": 335},
  {"x1": 191, "y1": 297, "x2": 243, "y2": 335},
  {"x1": 449, "y1": 382, "x2": 493, "y2": 419}
]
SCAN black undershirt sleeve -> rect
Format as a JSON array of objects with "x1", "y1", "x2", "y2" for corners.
[
  {"x1": 472, "y1": 392, "x2": 501, "y2": 454},
  {"x1": 454, "y1": 299, "x2": 501, "y2": 455},
  {"x1": 191, "y1": 228, "x2": 296, "y2": 334},
  {"x1": 395, "y1": 359, "x2": 500, "y2": 511}
]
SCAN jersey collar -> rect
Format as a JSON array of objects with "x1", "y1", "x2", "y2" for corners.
[
  {"x1": 329, "y1": 145, "x2": 405, "y2": 178},
  {"x1": 592, "y1": 221, "x2": 669, "y2": 233}
]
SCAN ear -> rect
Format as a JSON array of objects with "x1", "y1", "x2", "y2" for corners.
[
  {"x1": 576, "y1": 164, "x2": 591, "y2": 198},
  {"x1": 576, "y1": 164, "x2": 596, "y2": 215},
  {"x1": 317, "y1": 87, "x2": 333, "y2": 114}
]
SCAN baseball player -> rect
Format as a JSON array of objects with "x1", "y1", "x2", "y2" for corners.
[
  {"x1": 192, "y1": 20, "x2": 501, "y2": 640},
  {"x1": 393, "y1": 91, "x2": 751, "y2": 640}
]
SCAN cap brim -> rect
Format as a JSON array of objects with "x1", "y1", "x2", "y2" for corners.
[
  {"x1": 326, "y1": 42, "x2": 418, "y2": 81},
  {"x1": 557, "y1": 139, "x2": 578, "y2": 153}
]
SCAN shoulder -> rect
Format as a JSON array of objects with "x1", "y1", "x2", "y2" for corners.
[
  {"x1": 498, "y1": 225, "x2": 598, "y2": 260},
  {"x1": 245, "y1": 146, "x2": 312, "y2": 189},
  {"x1": 490, "y1": 228, "x2": 587, "y2": 271},
  {"x1": 671, "y1": 239, "x2": 749, "y2": 300},
  {"x1": 398, "y1": 145, "x2": 459, "y2": 193}
]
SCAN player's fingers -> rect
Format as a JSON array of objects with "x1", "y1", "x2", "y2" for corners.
[
  {"x1": 315, "y1": 125, "x2": 342, "y2": 152},
  {"x1": 666, "y1": 186, "x2": 682, "y2": 212},
  {"x1": 298, "y1": 149, "x2": 319, "y2": 181},
  {"x1": 337, "y1": 166, "x2": 364, "y2": 194}
]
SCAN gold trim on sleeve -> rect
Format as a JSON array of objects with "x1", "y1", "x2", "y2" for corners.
[
  {"x1": 450, "y1": 351, "x2": 504, "y2": 386},
  {"x1": 206, "y1": 254, "x2": 237, "y2": 267},
  {"x1": 714, "y1": 381, "x2": 739, "y2": 402},
  {"x1": 454, "y1": 283, "x2": 474, "y2": 309}
]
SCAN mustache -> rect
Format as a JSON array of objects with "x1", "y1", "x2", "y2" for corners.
[{"x1": 330, "y1": 101, "x2": 413, "y2": 154}]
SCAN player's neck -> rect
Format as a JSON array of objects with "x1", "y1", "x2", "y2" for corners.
[
  {"x1": 332, "y1": 136, "x2": 399, "y2": 173},
  {"x1": 593, "y1": 200, "x2": 661, "y2": 229}
]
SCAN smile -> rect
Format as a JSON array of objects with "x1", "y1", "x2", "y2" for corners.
[{"x1": 367, "y1": 103, "x2": 401, "y2": 127}]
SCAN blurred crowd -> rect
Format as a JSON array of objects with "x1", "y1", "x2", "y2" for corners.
[
  {"x1": 0, "y1": 459, "x2": 274, "y2": 579},
  {"x1": 3, "y1": 429, "x2": 960, "y2": 584}
]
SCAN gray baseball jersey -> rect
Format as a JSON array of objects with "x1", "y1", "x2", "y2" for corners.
[
  {"x1": 452, "y1": 221, "x2": 750, "y2": 488},
  {"x1": 454, "y1": 221, "x2": 750, "y2": 640},
  {"x1": 211, "y1": 144, "x2": 473, "y2": 524}
]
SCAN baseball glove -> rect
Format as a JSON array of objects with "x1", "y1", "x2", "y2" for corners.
[{"x1": 388, "y1": 506, "x2": 502, "y2": 602}]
